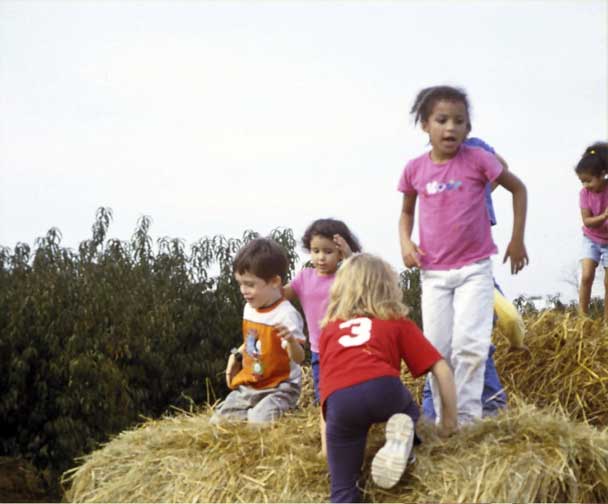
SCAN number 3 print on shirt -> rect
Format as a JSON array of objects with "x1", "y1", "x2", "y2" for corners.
[{"x1": 338, "y1": 317, "x2": 372, "y2": 347}]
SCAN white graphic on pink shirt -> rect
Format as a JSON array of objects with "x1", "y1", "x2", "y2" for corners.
[{"x1": 425, "y1": 179, "x2": 462, "y2": 195}]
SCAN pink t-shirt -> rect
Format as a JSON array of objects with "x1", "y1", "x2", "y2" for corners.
[
  {"x1": 290, "y1": 267, "x2": 334, "y2": 353},
  {"x1": 580, "y1": 186, "x2": 608, "y2": 244},
  {"x1": 397, "y1": 144, "x2": 503, "y2": 270}
]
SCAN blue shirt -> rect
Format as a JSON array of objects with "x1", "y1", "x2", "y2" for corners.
[{"x1": 464, "y1": 137, "x2": 498, "y2": 226}]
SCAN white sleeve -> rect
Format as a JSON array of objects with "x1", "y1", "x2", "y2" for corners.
[{"x1": 283, "y1": 306, "x2": 306, "y2": 344}]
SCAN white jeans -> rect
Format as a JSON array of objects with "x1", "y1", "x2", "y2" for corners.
[{"x1": 421, "y1": 258, "x2": 494, "y2": 425}]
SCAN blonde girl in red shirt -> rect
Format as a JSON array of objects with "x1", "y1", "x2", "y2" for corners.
[{"x1": 319, "y1": 253, "x2": 457, "y2": 503}]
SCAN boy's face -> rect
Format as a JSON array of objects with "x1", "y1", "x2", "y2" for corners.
[{"x1": 235, "y1": 271, "x2": 282, "y2": 309}]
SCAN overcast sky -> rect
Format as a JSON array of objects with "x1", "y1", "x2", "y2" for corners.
[{"x1": 1, "y1": 0, "x2": 606, "y2": 302}]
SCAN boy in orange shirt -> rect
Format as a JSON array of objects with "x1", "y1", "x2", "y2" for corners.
[{"x1": 211, "y1": 238, "x2": 306, "y2": 424}]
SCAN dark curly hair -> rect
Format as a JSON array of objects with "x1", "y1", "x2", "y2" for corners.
[
  {"x1": 301, "y1": 218, "x2": 361, "y2": 253},
  {"x1": 575, "y1": 142, "x2": 608, "y2": 177},
  {"x1": 410, "y1": 85, "x2": 471, "y2": 129}
]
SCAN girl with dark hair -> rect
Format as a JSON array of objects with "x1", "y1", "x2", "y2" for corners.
[
  {"x1": 283, "y1": 218, "x2": 361, "y2": 455},
  {"x1": 284, "y1": 218, "x2": 361, "y2": 402},
  {"x1": 398, "y1": 85, "x2": 528, "y2": 426},
  {"x1": 575, "y1": 142, "x2": 608, "y2": 317}
]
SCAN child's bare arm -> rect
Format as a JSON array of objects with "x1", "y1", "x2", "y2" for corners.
[
  {"x1": 490, "y1": 153, "x2": 509, "y2": 191},
  {"x1": 430, "y1": 359, "x2": 458, "y2": 437},
  {"x1": 225, "y1": 344, "x2": 244, "y2": 388},
  {"x1": 282, "y1": 283, "x2": 296, "y2": 301},
  {"x1": 399, "y1": 193, "x2": 425, "y2": 268},
  {"x1": 581, "y1": 207, "x2": 608, "y2": 228},
  {"x1": 494, "y1": 170, "x2": 529, "y2": 274},
  {"x1": 274, "y1": 324, "x2": 305, "y2": 364},
  {"x1": 333, "y1": 234, "x2": 353, "y2": 259}
]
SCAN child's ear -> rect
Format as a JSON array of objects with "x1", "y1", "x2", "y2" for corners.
[{"x1": 270, "y1": 275, "x2": 283, "y2": 289}]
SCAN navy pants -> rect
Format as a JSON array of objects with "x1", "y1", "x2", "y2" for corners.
[
  {"x1": 311, "y1": 351, "x2": 320, "y2": 405},
  {"x1": 324, "y1": 376, "x2": 419, "y2": 503}
]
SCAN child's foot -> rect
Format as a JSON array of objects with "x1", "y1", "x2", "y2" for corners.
[{"x1": 371, "y1": 413, "x2": 414, "y2": 489}]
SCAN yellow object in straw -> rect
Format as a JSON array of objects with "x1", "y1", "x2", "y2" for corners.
[{"x1": 494, "y1": 288, "x2": 526, "y2": 349}]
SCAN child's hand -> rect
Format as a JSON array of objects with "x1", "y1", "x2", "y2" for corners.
[
  {"x1": 437, "y1": 420, "x2": 457, "y2": 439},
  {"x1": 274, "y1": 324, "x2": 305, "y2": 364},
  {"x1": 333, "y1": 234, "x2": 353, "y2": 259},
  {"x1": 402, "y1": 241, "x2": 425, "y2": 269},
  {"x1": 502, "y1": 240, "x2": 529, "y2": 274},
  {"x1": 225, "y1": 352, "x2": 242, "y2": 388},
  {"x1": 274, "y1": 324, "x2": 294, "y2": 349}
]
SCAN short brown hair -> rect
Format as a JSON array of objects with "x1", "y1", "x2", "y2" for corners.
[{"x1": 233, "y1": 238, "x2": 289, "y2": 283}]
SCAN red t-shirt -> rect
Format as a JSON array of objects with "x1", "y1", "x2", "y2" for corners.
[{"x1": 319, "y1": 317, "x2": 442, "y2": 406}]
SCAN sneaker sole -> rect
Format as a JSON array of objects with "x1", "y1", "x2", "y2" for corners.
[{"x1": 371, "y1": 413, "x2": 414, "y2": 489}]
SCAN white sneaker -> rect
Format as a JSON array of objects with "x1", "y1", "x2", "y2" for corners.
[{"x1": 371, "y1": 413, "x2": 414, "y2": 489}]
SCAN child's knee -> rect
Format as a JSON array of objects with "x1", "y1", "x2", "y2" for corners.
[
  {"x1": 581, "y1": 272, "x2": 595, "y2": 286},
  {"x1": 581, "y1": 263, "x2": 597, "y2": 285},
  {"x1": 247, "y1": 408, "x2": 276, "y2": 424}
]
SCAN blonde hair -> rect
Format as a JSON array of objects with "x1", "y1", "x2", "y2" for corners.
[{"x1": 321, "y1": 253, "x2": 409, "y2": 327}]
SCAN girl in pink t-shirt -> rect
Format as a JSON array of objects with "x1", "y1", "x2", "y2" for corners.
[
  {"x1": 283, "y1": 218, "x2": 361, "y2": 456},
  {"x1": 397, "y1": 85, "x2": 528, "y2": 425},
  {"x1": 574, "y1": 142, "x2": 608, "y2": 318},
  {"x1": 283, "y1": 218, "x2": 361, "y2": 402}
]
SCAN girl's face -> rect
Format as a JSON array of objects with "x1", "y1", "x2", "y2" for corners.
[
  {"x1": 578, "y1": 172, "x2": 607, "y2": 193},
  {"x1": 310, "y1": 234, "x2": 341, "y2": 276},
  {"x1": 422, "y1": 99, "x2": 470, "y2": 163}
]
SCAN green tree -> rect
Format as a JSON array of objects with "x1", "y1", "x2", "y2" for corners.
[
  {"x1": 0, "y1": 208, "x2": 300, "y2": 491},
  {"x1": 399, "y1": 268, "x2": 422, "y2": 328}
]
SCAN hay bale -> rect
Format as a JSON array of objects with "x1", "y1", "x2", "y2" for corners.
[
  {"x1": 396, "y1": 401, "x2": 608, "y2": 503},
  {"x1": 494, "y1": 312, "x2": 608, "y2": 425},
  {"x1": 63, "y1": 406, "x2": 328, "y2": 503},
  {"x1": 401, "y1": 311, "x2": 608, "y2": 426},
  {"x1": 63, "y1": 312, "x2": 608, "y2": 503},
  {"x1": 63, "y1": 401, "x2": 608, "y2": 503}
]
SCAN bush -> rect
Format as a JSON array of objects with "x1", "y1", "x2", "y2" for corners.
[
  {"x1": 399, "y1": 268, "x2": 422, "y2": 328},
  {"x1": 0, "y1": 208, "x2": 298, "y2": 484}
]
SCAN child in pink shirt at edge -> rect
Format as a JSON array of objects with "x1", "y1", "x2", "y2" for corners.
[
  {"x1": 283, "y1": 218, "x2": 361, "y2": 455},
  {"x1": 398, "y1": 85, "x2": 529, "y2": 426},
  {"x1": 574, "y1": 142, "x2": 608, "y2": 318}
]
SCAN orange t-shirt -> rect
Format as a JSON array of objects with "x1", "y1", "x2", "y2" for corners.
[{"x1": 230, "y1": 298, "x2": 305, "y2": 390}]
